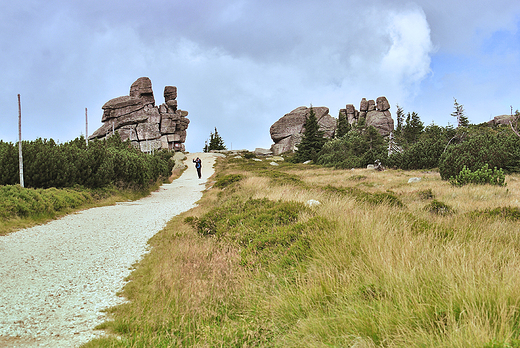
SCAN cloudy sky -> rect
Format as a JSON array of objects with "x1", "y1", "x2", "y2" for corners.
[{"x1": 1, "y1": 0, "x2": 519, "y2": 152}]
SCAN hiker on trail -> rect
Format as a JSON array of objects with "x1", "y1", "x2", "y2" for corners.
[{"x1": 193, "y1": 157, "x2": 202, "y2": 179}]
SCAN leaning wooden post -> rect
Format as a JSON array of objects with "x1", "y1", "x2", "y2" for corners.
[
  {"x1": 18, "y1": 94, "x2": 24, "y2": 188},
  {"x1": 85, "y1": 107, "x2": 88, "y2": 147}
]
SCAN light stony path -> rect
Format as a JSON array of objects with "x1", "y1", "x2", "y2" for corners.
[{"x1": 0, "y1": 153, "x2": 220, "y2": 348}]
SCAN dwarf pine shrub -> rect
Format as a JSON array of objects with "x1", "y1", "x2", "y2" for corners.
[{"x1": 449, "y1": 164, "x2": 506, "y2": 187}]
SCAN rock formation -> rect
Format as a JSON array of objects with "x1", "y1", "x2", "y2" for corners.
[
  {"x1": 270, "y1": 106, "x2": 336, "y2": 155},
  {"x1": 487, "y1": 115, "x2": 515, "y2": 127},
  {"x1": 89, "y1": 77, "x2": 189, "y2": 152},
  {"x1": 339, "y1": 96, "x2": 394, "y2": 136},
  {"x1": 269, "y1": 97, "x2": 395, "y2": 155}
]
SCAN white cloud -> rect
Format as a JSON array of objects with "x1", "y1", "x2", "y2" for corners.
[
  {"x1": 380, "y1": 7, "x2": 433, "y2": 98},
  {"x1": 1, "y1": 0, "x2": 519, "y2": 151}
]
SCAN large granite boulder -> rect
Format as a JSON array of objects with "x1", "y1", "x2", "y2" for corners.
[
  {"x1": 89, "y1": 77, "x2": 189, "y2": 152},
  {"x1": 376, "y1": 96, "x2": 390, "y2": 111},
  {"x1": 366, "y1": 110, "x2": 394, "y2": 136},
  {"x1": 270, "y1": 106, "x2": 336, "y2": 155}
]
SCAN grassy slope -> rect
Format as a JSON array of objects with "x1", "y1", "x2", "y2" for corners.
[
  {"x1": 0, "y1": 184, "x2": 162, "y2": 236},
  {"x1": 83, "y1": 155, "x2": 520, "y2": 348}
]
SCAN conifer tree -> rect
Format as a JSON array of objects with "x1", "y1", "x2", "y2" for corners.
[
  {"x1": 336, "y1": 111, "x2": 351, "y2": 138},
  {"x1": 294, "y1": 106, "x2": 326, "y2": 162},
  {"x1": 402, "y1": 111, "x2": 424, "y2": 144},
  {"x1": 395, "y1": 104, "x2": 405, "y2": 136},
  {"x1": 203, "y1": 127, "x2": 226, "y2": 152},
  {"x1": 451, "y1": 98, "x2": 469, "y2": 128}
]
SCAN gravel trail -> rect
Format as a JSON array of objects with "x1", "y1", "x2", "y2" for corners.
[{"x1": 0, "y1": 153, "x2": 219, "y2": 348}]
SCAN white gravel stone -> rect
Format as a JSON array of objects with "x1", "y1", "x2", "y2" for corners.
[{"x1": 0, "y1": 153, "x2": 218, "y2": 348}]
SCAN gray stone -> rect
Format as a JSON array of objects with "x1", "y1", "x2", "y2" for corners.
[
  {"x1": 347, "y1": 113, "x2": 357, "y2": 124},
  {"x1": 167, "y1": 134, "x2": 181, "y2": 142},
  {"x1": 360, "y1": 98, "x2": 368, "y2": 112},
  {"x1": 254, "y1": 148, "x2": 273, "y2": 156},
  {"x1": 89, "y1": 77, "x2": 190, "y2": 151},
  {"x1": 368, "y1": 100, "x2": 376, "y2": 111},
  {"x1": 177, "y1": 118, "x2": 190, "y2": 131},
  {"x1": 366, "y1": 110, "x2": 394, "y2": 136},
  {"x1": 163, "y1": 86, "x2": 177, "y2": 101},
  {"x1": 408, "y1": 177, "x2": 422, "y2": 183},
  {"x1": 90, "y1": 122, "x2": 113, "y2": 139},
  {"x1": 166, "y1": 99, "x2": 178, "y2": 111},
  {"x1": 102, "y1": 95, "x2": 141, "y2": 111},
  {"x1": 305, "y1": 199, "x2": 321, "y2": 207},
  {"x1": 101, "y1": 99, "x2": 144, "y2": 122},
  {"x1": 345, "y1": 104, "x2": 356, "y2": 114},
  {"x1": 488, "y1": 115, "x2": 514, "y2": 126},
  {"x1": 269, "y1": 156, "x2": 285, "y2": 161},
  {"x1": 376, "y1": 96, "x2": 390, "y2": 111},
  {"x1": 159, "y1": 103, "x2": 169, "y2": 114},
  {"x1": 114, "y1": 109, "x2": 149, "y2": 128},
  {"x1": 130, "y1": 77, "x2": 154, "y2": 105},
  {"x1": 147, "y1": 107, "x2": 161, "y2": 124},
  {"x1": 136, "y1": 122, "x2": 160, "y2": 140},
  {"x1": 160, "y1": 135, "x2": 169, "y2": 149},
  {"x1": 270, "y1": 106, "x2": 336, "y2": 155},
  {"x1": 139, "y1": 139, "x2": 162, "y2": 152},
  {"x1": 161, "y1": 118, "x2": 177, "y2": 134},
  {"x1": 117, "y1": 125, "x2": 138, "y2": 142}
]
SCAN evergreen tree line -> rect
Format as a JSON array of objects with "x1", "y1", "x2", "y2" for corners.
[
  {"x1": 294, "y1": 104, "x2": 520, "y2": 181},
  {"x1": 0, "y1": 134, "x2": 175, "y2": 189}
]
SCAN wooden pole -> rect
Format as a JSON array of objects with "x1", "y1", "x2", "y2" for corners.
[
  {"x1": 85, "y1": 107, "x2": 88, "y2": 147},
  {"x1": 18, "y1": 94, "x2": 24, "y2": 188}
]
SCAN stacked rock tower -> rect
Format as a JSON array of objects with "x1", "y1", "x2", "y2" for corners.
[
  {"x1": 89, "y1": 77, "x2": 189, "y2": 152},
  {"x1": 339, "y1": 96, "x2": 394, "y2": 136}
]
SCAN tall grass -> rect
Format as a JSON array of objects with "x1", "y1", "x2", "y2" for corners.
[
  {"x1": 84, "y1": 156, "x2": 520, "y2": 348},
  {"x1": 0, "y1": 184, "x2": 160, "y2": 235}
]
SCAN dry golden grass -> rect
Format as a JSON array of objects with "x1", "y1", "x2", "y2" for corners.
[{"x1": 85, "y1": 158, "x2": 520, "y2": 348}]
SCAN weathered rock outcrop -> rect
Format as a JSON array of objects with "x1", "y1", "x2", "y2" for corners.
[
  {"x1": 487, "y1": 115, "x2": 515, "y2": 127},
  {"x1": 270, "y1": 97, "x2": 395, "y2": 155},
  {"x1": 89, "y1": 77, "x2": 189, "y2": 152},
  {"x1": 339, "y1": 96, "x2": 394, "y2": 136},
  {"x1": 270, "y1": 106, "x2": 336, "y2": 155}
]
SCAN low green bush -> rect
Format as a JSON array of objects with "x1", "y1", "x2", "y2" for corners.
[
  {"x1": 439, "y1": 129, "x2": 520, "y2": 180},
  {"x1": 424, "y1": 200, "x2": 454, "y2": 215},
  {"x1": 188, "y1": 198, "x2": 321, "y2": 270},
  {"x1": 483, "y1": 339, "x2": 520, "y2": 348},
  {"x1": 418, "y1": 188, "x2": 435, "y2": 200},
  {"x1": 449, "y1": 164, "x2": 506, "y2": 187},
  {"x1": 470, "y1": 206, "x2": 520, "y2": 221},
  {"x1": 0, "y1": 134, "x2": 174, "y2": 189},
  {"x1": 324, "y1": 185, "x2": 404, "y2": 207},
  {"x1": 214, "y1": 174, "x2": 244, "y2": 189},
  {"x1": 316, "y1": 127, "x2": 387, "y2": 169},
  {"x1": 257, "y1": 170, "x2": 303, "y2": 186}
]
